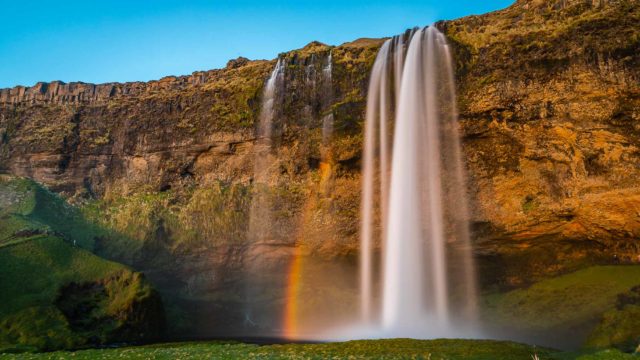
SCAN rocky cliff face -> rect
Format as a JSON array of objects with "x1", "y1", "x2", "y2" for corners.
[
  {"x1": 445, "y1": 0, "x2": 640, "y2": 287},
  {"x1": 0, "y1": 39, "x2": 379, "y2": 335},
  {"x1": 1, "y1": 0, "x2": 638, "y2": 338}
]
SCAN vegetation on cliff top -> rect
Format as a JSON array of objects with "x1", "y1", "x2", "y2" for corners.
[{"x1": 446, "y1": 0, "x2": 640, "y2": 77}]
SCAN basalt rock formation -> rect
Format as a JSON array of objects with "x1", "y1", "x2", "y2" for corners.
[{"x1": 0, "y1": 0, "x2": 639, "y2": 344}]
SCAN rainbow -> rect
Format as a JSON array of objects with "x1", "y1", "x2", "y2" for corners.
[
  {"x1": 283, "y1": 245, "x2": 303, "y2": 338},
  {"x1": 283, "y1": 161, "x2": 333, "y2": 339}
]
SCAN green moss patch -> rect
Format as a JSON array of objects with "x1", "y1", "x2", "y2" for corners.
[
  {"x1": 82, "y1": 182, "x2": 253, "y2": 262},
  {"x1": 483, "y1": 265, "x2": 640, "y2": 350}
]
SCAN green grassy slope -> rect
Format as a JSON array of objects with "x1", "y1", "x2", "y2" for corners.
[
  {"x1": 483, "y1": 266, "x2": 640, "y2": 350},
  {"x1": 0, "y1": 176, "x2": 164, "y2": 352},
  {"x1": 585, "y1": 285, "x2": 640, "y2": 351},
  {"x1": 0, "y1": 236, "x2": 123, "y2": 318},
  {"x1": 0, "y1": 175, "x2": 101, "y2": 249}
]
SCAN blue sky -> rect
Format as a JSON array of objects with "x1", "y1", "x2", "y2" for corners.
[{"x1": 0, "y1": 1, "x2": 513, "y2": 88}]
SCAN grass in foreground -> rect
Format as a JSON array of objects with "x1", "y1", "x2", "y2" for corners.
[{"x1": 0, "y1": 339, "x2": 635, "y2": 360}]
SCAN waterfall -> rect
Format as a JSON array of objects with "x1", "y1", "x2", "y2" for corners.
[
  {"x1": 322, "y1": 51, "x2": 334, "y2": 144},
  {"x1": 244, "y1": 57, "x2": 285, "y2": 330},
  {"x1": 359, "y1": 26, "x2": 478, "y2": 337},
  {"x1": 249, "y1": 57, "x2": 285, "y2": 241}
]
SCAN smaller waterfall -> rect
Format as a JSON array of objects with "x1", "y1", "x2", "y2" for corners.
[
  {"x1": 249, "y1": 56, "x2": 285, "y2": 243},
  {"x1": 322, "y1": 51, "x2": 334, "y2": 144},
  {"x1": 244, "y1": 57, "x2": 286, "y2": 331},
  {"x1": 258, "y1": 57, "x2": 285, "y2": 153}
]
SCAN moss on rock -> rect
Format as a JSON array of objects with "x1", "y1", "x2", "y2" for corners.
[
  {"x1": 483, "y1": 266, "x2": 640, "y2": 349},
  {"x1": 586, "y1": 286, "x2": 640, "y2": 351}
]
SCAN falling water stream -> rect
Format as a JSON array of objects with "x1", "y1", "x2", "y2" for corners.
[
  {"x1": 247, "y1": 51, "x2": 336, "y2": 336},
  {"x1": 358, "y1": 26, "x2": 479, "y2": 338},
  {"x1": 322, "y1": 51, "x2": 334, "y2": 144},
  {"x1": 247, "y1": 30, "x2": 476, "y2": 339},
  {"x1": 244, "y1": 57, "x2": 285, "y2": 330},
  {"x1": 248, "y1": 56, "x2": 285, "y2": 245}
]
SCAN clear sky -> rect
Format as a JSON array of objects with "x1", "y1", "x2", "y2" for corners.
[{"x1": 0, "y1": 0, "x2": 514, "y2": 88}]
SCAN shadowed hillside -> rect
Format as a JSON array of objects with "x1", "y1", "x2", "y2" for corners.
[{"x1": 0, "y1": 176, "x2": 165, "y2": 352}]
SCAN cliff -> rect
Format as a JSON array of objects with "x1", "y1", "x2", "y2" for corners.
[
  {"x1": 0, "y1": 0, "x2": 639, "y2": 344},
  {"x1": 445, "y1": 0, "x2": 640, "y2": 286}
]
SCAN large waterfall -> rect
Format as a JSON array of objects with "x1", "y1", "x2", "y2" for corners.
[{"x1": 359, "y1": 26, "x2": 478, "y2": 337}]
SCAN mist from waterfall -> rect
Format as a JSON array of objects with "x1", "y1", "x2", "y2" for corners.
[{"x1": 358, "y1": 26, "x2": 479, "y2": 338}]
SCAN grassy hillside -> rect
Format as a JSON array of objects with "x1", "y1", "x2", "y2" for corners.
[
  {"x1": 483, "y1": 266, "x2": 640, "y2": 350},
  {"x1": 0, "y1": 176, "x2": 164, "y2": 352},
  {"x1": 0, "y1": 175, "x2": 101, "y2": 249}
]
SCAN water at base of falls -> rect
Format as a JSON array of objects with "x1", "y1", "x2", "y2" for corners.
[{"x1": 352, "y1": 25, "x2": 480, "y2": 340}]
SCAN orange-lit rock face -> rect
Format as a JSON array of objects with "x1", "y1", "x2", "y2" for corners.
[
  {"x1": 444, "y1": 0, "x2": 640, "y2": 287},
  {"x1": 0, "y1": 0, "x2": 638, "y2": 335}
]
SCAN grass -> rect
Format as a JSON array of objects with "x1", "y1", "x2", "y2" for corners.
[
  {"x1": 0, "y1": 235, "x2": 161, "y2": 351},
  {"x1": 0, "y1": 236, "x2": 125, "y2": 318},
  {"x1": 0, "y1": 339, "x2": 636, "y2": 360},
  {"x1": 83, "y1": 179, "x2": 312, "y2": 258},
  {"x1": 587, "y1": 304, "x2": 640, "y2": 352}
]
